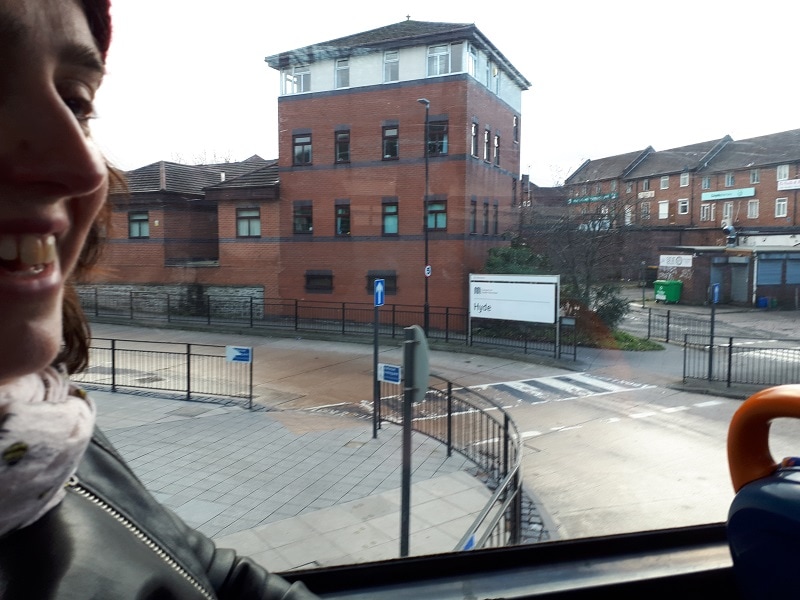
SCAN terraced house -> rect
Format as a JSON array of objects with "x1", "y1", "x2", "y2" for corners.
[{"x1": 560, "y1": 129, "x2": 800, "y2": 305}]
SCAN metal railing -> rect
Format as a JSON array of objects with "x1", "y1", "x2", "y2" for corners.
[
  {"x1": 77, "y1": 287, "x2": 577, "y2": 361},
  {"x1": 620, "y1": 307, "x2": 712, "y2": 343},
  {"x1": 683, "y1": 334, "x2": 800, "y2": 387},
  {"x1": 72, "y1": 338, "x2": 254, "y2": 408},
  {"x1": 378, "y1": 375, "x2": 522, "y2": 550}
]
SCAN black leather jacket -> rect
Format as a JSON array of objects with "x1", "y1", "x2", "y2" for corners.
[{"x1": 0, "y1": 429, "x2": 320, "y2": 599}]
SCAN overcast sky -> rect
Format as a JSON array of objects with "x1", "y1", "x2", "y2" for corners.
[{"x1": 92, "y1": 0, "x2": 798, "y2": 186}]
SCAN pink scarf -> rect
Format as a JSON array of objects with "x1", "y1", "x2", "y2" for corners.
[{"x1": 0, "y1": 366, "x2": 95, "y2": 537}]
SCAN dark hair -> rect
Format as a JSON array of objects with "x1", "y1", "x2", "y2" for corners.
[
  {"x1": 58, "y1": 0, "x2": 114, "y2": 374},
  {"x1": 80, "y1": 0, "x2": 112, "y2": 60}
]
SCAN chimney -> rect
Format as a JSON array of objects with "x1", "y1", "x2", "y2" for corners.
[{"x1": 159, "y1": 161, "x2": 166, "y2": 190}]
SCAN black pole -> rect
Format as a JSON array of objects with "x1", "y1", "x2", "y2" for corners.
[
  {"x1": 400, "y1": 327, "x2": 415, "y2": 557},
  {"x1": 708, "y1": 302, "x2": 716, "y2": 381},
  {"x1": 418, "y1": 98, "x2": 430, "y2": 336},
  {"x1": 641, "y1": 261, "x2": 646, "y2": 308},
  {"x1": 373, "y1": 304, "x2": 379, "y2": 439}
]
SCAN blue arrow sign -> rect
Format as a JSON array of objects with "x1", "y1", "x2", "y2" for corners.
[
  {"x1": 374, "y1": 278, "x2": 385, "y2": 307},
  {"x1": 225, "y1": 346, "x2": 252, "y2": 363}
]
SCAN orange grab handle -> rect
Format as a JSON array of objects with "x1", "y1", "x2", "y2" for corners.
[{"x1": 728, "y1": 384, "x2": 800, "y2": 492}]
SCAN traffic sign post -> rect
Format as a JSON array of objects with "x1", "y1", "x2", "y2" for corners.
[{"x1": 372, "y1": 279, "x2": 385, "y2": 438}]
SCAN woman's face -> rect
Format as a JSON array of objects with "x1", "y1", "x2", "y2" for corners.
[{"x1": 0, "y1": 0, "x2": 107, "y2": 384}]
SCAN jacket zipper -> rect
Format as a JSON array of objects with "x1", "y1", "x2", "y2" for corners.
[{"x1": 66, "y1": 476, "x2": 216, "y2": 600}]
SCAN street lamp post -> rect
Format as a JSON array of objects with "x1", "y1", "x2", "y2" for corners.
[{"x1": 417, "y1": 98, "x2": 430, "y2": 335}]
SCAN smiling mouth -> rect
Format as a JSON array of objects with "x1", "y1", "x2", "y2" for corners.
[{"x1": 0, "y1": 235, "x2": 57, "y2": 275}]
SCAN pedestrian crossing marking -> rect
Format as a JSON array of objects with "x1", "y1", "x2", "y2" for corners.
[{"x1": 474, "y1": 373, "x2": 654, "y2": 406}]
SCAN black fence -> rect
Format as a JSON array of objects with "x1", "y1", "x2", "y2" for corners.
[
  {"x1": 377, "y1": 375, "x2": 522, "y2": 550},
  {"x1": 72, "y1": 338, "x2": 254, "y2": 407},
  {"x1": 683, "y1": 334, "x2": 800, "y2": 387},
  {"x1": 77, "y1": 287, "x2": 578, "y2": 362},
  {"x1": 624, "y1": 308, "x2": 711, "y2": 343}
]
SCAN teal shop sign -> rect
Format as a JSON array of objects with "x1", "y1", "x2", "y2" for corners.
[
  {"x1": 701, "y1": 187, "x2": 755, "y2": 201},
  {"x1": 567, "y1": 191, "x2": 618, "y2": 205}
]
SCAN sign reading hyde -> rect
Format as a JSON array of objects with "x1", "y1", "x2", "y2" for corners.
[{"x1": 469, "y1": 274, "x2": 560, "y2": 325}]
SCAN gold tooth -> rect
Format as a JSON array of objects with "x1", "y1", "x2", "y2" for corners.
[
  {"x1": 19, "y1": 236, "x2": 42, "y2": 266},
  {"x1": 42, "y1": 235, "x2": 57, "y2": 263}
]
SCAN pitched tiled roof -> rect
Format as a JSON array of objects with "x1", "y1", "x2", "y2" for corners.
[
  {"x1": 123, "y1": 155, "x2": 269, "y2": 194},
  {"x1": 625, "y1": 137, "x2": 731, "y2": 179},
  {"x1": 205, "y1": 160, "x2": 279, "y2": 189},
  {"x1": 265, "y1": 20, "x2": 530, "y2": 88},
  {"x1": 701, "y1": 129, "x2": 800, "y2": 172},
  {"x1": 565, "y1": 148, "x2": 653, "y2": 184}
]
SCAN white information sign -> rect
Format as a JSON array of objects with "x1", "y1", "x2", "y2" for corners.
[
  {"x1": 659, "y1": 255, "x2": 693, "y2": 268},
  {"x1": 469, "y1": 274, "x2": 559, "y2": 324}
]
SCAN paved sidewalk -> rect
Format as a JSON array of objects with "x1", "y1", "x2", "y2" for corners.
[{"x1": 91, "y1": 388, "x2": 490, "y2": 571}]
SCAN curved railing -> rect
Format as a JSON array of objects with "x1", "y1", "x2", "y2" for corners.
[{"x1": 378, "y1": 374, "x2": 523, "y2": 550}]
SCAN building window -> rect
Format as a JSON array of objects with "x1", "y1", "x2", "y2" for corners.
[
  {"x1": 642, "y1": 179, "x2": 650, "y2": 192},
  {"x1": 493, "y1": 134, "x2": 500, "y2": 166},
  {"x1": 382, "y1": 200, "x2": 398, "y2": 235},
  {"x1": 335, "y1": 130, "x2": 350, "y2": 163},
  {"x1": 427, "y1": 44, "x2": 450, "y2": 76},
  {"x1": 128, "y1": 211, "x2": 149, "y2": 238},
  {"x1": 483, "y1": 129, "x2": 490, "y2": 161},
  {"x1": 640, "y1": 202, "x2": 650, "y2": 220},
  {"x1": 626, "y1": 182, "x2": 633, "y2": 194},
  {"x1": 493, "y1": 202, "x2": 499, "y2": 235},
  {"x1": 725, "y1": 172, "x2": 735, "y2": 187},
  {"x1": 467, "y1": 43, "x2": 478, "y2": 77},
  {"x1": 777, "y1": 164, "x2": 790, "y2": 181},
  {"x1": 471, "y1": 123, "x2": 479, "y2": 157},
  {"x1": 236, "y1": 208, "x2": 261, "y2": 237},
  {"x1": 611, "y1": 180, "x2": 618, "y2": 192},
  {"x1": 776, "y1": 197, "x2": 788, "y2": 218},
  {"x1": 293, "y1": 135, "x2": 312, "y2": 165},
  {"x1": 595, "y1": 183, "x2": 601, "y2": 194},
  {"x1": 366, "y1": 271, "x2": 397, "y2": 295},
  {"x1": 624, "y1": 205, "x2": 633, "y2": 225},
  {"x1": 469, "y1": 199, "x2": 477, "y2": 234},
  {"x1": 383, "y1": 51, "x2": 399, "y2": 82},
  {"x1": 293, "y1": 201, "x2": 313, "y2": 234},
  {"x1": 660, "y1": 176, "x2": 669, "y2": 190},
  {"x1": 335, "y1": 202, "x2": 350, "y2": 236},
  {"x1": 747, "y1": 199, "x2": 759, "y2": 218},
  {"x1": 680, "y1": 173, "x2": 689, "y2": 187},
  {"x1": 426, "y1": 200, "x2": 447, "y2": 230},
  {"x1": 513, "y1": 116, "x2": 519, "y2": 143},
  {"x1": 700, "y1": 203, "x2": 712, "y2": 221},
  {"x1": 658, "y1": 200, "x2": 669, "y2": 219},
  {"x1": 305, "y1": 270, "x2": 332, "y2": 293},
  {"x1": 284, "y1": 65, "x2": 310, "y2": 94},
  {"x1": 335, "y1": 58, "x2": 349, "y2": 88},
  {"x1": 382, "y1": 126, "x2": 399, "y2": 159},
  {"x1": 723, "y1": 202, "x2": 733, "y2": 220},
  {"x1": 427, "y1": 121, "x2": 448, "y2": 156},
  {"x1": 677, "y1": 199, "x2": 689, "y2": 215},
  {"x1": 750, "y1": 169, "x2": 760, "y2": 184},
  {"x1": 482, "y1": 201, "x2": 489, "y2": 234},
  {"x1": 702, "y1": 176, "x2": 711, "y2": 190}
]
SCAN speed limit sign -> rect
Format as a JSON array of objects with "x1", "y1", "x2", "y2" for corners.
[{"x1": 424, "y1": 265, "x2": 432, "y2": 277}]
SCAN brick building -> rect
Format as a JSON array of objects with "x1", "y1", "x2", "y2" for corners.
[
  {"x1": 559, "y1": 129, "x2": 800, "y2": 305},
  {"x1": 89, "y1": 20, "x2": 530, "y2": 317},
  {"x1": 265, "y1": 19, "x2": 530, "y2": 308}
]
